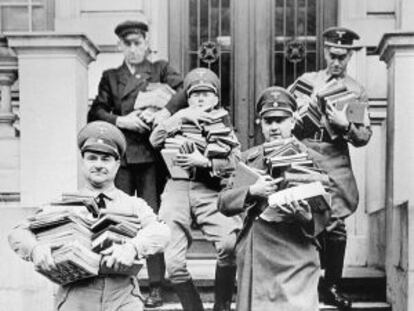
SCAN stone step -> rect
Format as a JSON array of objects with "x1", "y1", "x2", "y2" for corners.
[
  {"x1": 139, "y1": 260, "x2": 386, "y2": 303},
  {"x1": 143, "y1": 301, "x2": 391, "y2": 311}
]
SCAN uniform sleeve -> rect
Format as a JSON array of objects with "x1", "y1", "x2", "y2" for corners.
[
  {"x1": 343, "y1": 88, "x2": 372, "y2": 147},
  {"x1": 160, "y1": 61, "x2": 183, "y2": 90},
  {"x1": 87, "y1": 71, "x2": 118, "y2": 125},
  {"x1": 8, "y1": 222, "x2": 39, "y2": 262},
  {"x1": 149, "y1": 115, "x2": 182, "y2": 149},
  {"x1": 129, "y1": 197, "x2": 171, "y2": 258},
  {"x1": 218, "y1": 182, "x2": 256, "y2": 216},
  {"x1": 165, "y1": 90, "x2": 188, "y2": 115}
]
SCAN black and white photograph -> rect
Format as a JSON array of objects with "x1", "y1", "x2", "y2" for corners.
[{"x1": 0, "y1": 0, "x2": 412, "y2": 310}]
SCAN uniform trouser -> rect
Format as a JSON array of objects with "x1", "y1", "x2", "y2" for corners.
[
  {"x1": 318, "y1": 217, "x2": 347, "y2": 285},
  {"x1": 159, "y1": 179, "x2": 242, "y2": 284},
  {"x1": 55, "y1": 276, "x2": 143, "y2": 311},
  {"x1": 116, "y1": 163, "x2": 166, "y2": 286}
]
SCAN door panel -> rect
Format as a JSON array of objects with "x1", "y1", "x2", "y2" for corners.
[{"x1": 168, "y1": 0, "x2": 367, "y2": 268}]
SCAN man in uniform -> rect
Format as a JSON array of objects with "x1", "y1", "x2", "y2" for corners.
[
  {"x1": 218, "y1": 86, "x2": 329, "y2": 311},
  {"x1": 291, "y1": 27, "x2": 372, "y2": 310},
  {"x1": 150, "y1": 68, "x2": 242, "y2": 311},
  {"x1": 8, "y1": 121, "x2": 171, "y2": 311},
  {"x1": 87, "y1": 20, "x2": 185, "y2": 307}
]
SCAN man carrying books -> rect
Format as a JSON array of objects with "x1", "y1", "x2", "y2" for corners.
[
  {"x1": 8, "y1": 121, "x2": 170, "y2": 311},
  {"x1": 290, "y1": 27, "x2": 372, "y2": 310},
  {"x1": 218, "y1": 86, "x2": 331, "y2": 311},
  {"x1": 149, "y1": 68, "x2": 242, "y2": 311},
  {"x1": 87, "y1": 19, "x2": 187, "y2": 307}
]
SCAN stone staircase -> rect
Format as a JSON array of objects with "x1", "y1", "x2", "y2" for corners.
[{"x1": 138, "y1": 230, "x2": 391, "y2": 311}]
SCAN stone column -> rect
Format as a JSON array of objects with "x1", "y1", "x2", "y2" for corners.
[
  {"x1": 7, "y1": 33, "x2": 99, "y2": 205},
  {"x1": 378, "y1": 32, "x2": 414, "y2": 311},
  {"x1": 0, "y1": 36, "x2": 17, "y2": 137}
]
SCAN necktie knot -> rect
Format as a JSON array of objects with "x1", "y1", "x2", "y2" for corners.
[{"x1": 96, "y1": 193, "x2": 107, "y2": 209}]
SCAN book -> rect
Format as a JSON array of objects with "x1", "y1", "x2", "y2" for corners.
[
  {"x1": 232, "y1": 162, "x2": 262, "y2": 188},
  {"x1": 50, "y1": 193, "x2": 100, "y2": 218},
  {"x1": 267, "y1": 182, "x2": 330, "y2": 213},
  {"x1": 37, "y1": 242, "x2": 101, "y2": 285},
  {"x1": 289, "y1": 77, "x2": 314, "y2": 98},
  {"x1": 161, "y1": 149, "x2": 191, "y2": 179},
  {"x1": 134, "y1": 83, "x2": 176, "y2": 110},
  {"x1": 90, "y1": 214, "x2": 141, "y2": 236},
  {"x1": 91, "y1": 229, "x2": 130, "y2": 252}
]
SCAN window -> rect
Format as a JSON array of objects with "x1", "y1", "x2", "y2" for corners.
[
  {"x1": 0, "y1": 0, "x2": 54, "y2": 32},
  {"x1": 188, "y1": 0, "x2": 232, "y2": 111}
]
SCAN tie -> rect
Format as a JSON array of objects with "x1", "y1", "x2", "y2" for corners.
[{"x1": 96, "y1": 193, "x2": 107, "y2": 209}]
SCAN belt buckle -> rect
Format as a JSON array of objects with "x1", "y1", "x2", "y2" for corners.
[{"x1": 313, "y1": 128, "x2": 325, "y2": 142}]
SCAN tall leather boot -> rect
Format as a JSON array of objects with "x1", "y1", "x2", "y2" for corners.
[
  {"x1": 213, "y1": 265, "x2": 236, "y2": 311},
  {"x1": 172, "y1": 280, "x2": 204, "y2": 311},
  {"x1": 323, "y1": 238, "x2": 352, "y2": 310}
]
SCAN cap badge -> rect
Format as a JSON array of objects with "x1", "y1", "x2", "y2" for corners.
[
  {"x1": 98, "y1": 126, "x2": 107, "y2": 135},
  {"x1": 273, "y1": 102, "x2": 279, "y2": 108},
  {"x1": 97, "y1": 138, "x2": 104, "y2": 144},
  {"x1": 336, "y1": 30, "x2": 346, "y2": 38}
]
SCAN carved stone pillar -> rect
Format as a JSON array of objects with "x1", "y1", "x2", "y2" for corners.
[{"x1": 0, "y1": 36, "x2": 18, "y2": 137}]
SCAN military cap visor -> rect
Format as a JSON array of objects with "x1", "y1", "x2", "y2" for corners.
[
  {"x1": 115, "y1": 20, "x2": 148, "y2": 38},
  {"x1": 323, "y1": 27, "x2": 361, "y2": 50},
  {"x1": 184, "y1": 68, "x2": 220, "y2": 94},
  {"x1": 81, "y1": 138, "x2": 120, "y2": 158},
  {"x1": 78, "y1": 121, "x2": 127, "y2": 158},
  {"x1": 187, "y1": 82, "x2": 218, "y2": 96}
]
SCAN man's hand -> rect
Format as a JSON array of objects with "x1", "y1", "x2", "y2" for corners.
[
  {"x1": 116, "y1": 111, "x2": 151, "y2": 133},
  {"x1": 100, "y1": 242, "x2": 137, "y2": 272},
  {"x1": 326, "y1": 102, "x2": 349, "y2": 130},
  {"x1": 174, "y1": 148, "x2": 209, "y2": 169},
  {"x1": 153, "y1": 108, "x2": 171, "y2": 126},
  {"x1": 249, "y1": 175, "x2": 279, "y2": 198},
  {"x1": 31, "y1": 244, "x2": 57, "y2": 273},
  {"x1": 175, "y1": 106, "x2": 213, "y2": 129}
]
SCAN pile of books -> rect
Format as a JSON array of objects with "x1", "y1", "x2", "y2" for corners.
[
  {"x1": 161, "y1": 108, "x2": 238, "y2": 179},
  {"x1": 27, "y1": 202, "x2": 143, "y2": 285},
  {"x1": 134, "y1": 83, "x2": 176, "y2": 126},
  {"x1": 291, "y1": 79, "x2": 368, "y2": 140},
  {"x1": 90, "y1": 214, "x2": 141, "y2": 252}
]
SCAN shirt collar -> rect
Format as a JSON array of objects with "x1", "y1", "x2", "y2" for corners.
[{"x1": 80, "y1": 184, "x2": 117, "y2": 200}]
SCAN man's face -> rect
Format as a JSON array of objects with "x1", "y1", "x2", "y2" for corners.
[
  {"x1": 119, "y1": 33, "x2": 148, "y2": 65},
  {"x1": 81, "y1": 151, "x2": 120, "y2": 189},
  {"x1": 324, "y1": 47, "x2": 352, "y2": 77},
  {"x1": 261, "y1": 115, "x2": 293, "y2": 142},
  {"x1": 188, "y1": 91, "x2": 219, "y2": 109}
]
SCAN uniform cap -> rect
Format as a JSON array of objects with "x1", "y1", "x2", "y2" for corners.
[
  {"x1": 115, "y1": 20, "x2": 148, "y2": 39},
  {"x1": 78, "y1": 121, "x2": 126, "y2": 158},
  {"x1": 256, "y1": 86, "x2": 297, "y2": 118},
  {"x1": 323, "y1": 27, "x2": 361, "y2": 51},
  {"x1": 184, "y1": 68, "x2": 220, "y2": 96}
]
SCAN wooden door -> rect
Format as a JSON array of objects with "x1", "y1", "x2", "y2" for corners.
[{"x1": 168, "y1": 0, "x2": 370, "y2": 267}]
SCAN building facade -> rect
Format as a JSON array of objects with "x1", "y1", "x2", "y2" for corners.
[{"x1": 0, "y1": 0, "x2": 413, "y2": 310}]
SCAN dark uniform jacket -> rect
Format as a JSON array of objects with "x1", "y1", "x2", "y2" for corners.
[
  {"x1": 293, "y1": 69, "x2": 372, "y2": 218},
  {"x1": 218, "y1": 142, "x2": 328, "y2": 311},
  {"x1": 88, "y1": 60, "x2": 184, "y2": 165}
]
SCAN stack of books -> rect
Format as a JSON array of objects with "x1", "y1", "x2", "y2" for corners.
[
  {"x1": 29, "y1": 210, "x2": 94, "y2": 249},
  {"x1": 27, "y1": 204, "x2": 143, "y2": 285},
  {"x1": 90, "y1": 214, "x2": 142, "y2": 253},
  {"x1": 291, "y1": 78, "x2": 368, "y2": 140},
  {"x1": 161, "y1": 108, "x2": 238, "y2": 179}
]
